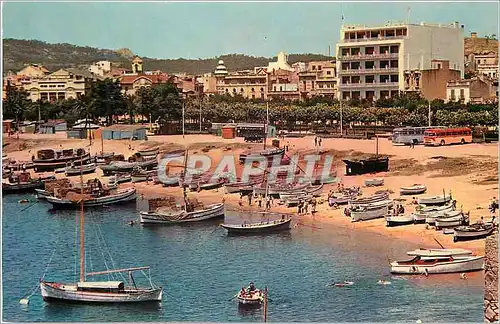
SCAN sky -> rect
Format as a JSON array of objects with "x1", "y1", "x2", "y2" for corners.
[{"x1": 2, "y1": 1, "x2": 499, "y2": 59}]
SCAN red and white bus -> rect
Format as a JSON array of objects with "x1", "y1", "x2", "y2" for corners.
[{"x1": 423, "y1": 127, "x2": 473, "y2": 146}]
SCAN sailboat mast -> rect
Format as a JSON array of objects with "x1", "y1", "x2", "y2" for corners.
[
  {"x1": 263, "y1": 102, "x2": 269, "y2": 150},
  {"x1": 79, "y1": 164, "x2": 85, "y2": 282}
]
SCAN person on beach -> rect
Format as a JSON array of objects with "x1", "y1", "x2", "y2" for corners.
[
  {"x1": 399, "y1": 204, "x2": 405, "y2": 214},
  {"x1": 478, "y1": 216, "x2": 485, "y2": 225},
  {"x1": 304, "y1": 202, "x2": 309, "y2": 214},
  {"x1": 258, "y1": 196, "x2": 262, "y2": 208},
  {"x1": 311, "y1": 198, "x2": 317, "y2": 213},
  {"x1": 452, "y1": 200, "x2": 457, "y2": 209},
  {"x1": 319, "y1": 138, "x2": 322, "y2": 147},
  {"x1": 298, "y1": 201, "x2": 303, "y2": 215},
  {"x1": 239, "y1": 197, "x2": 243, "y2": 207},
  {"x1": 248, "y1": 193, "x2": 252, "y2": 206},
  {"x1": 314, "y1": 137, "x2": 317, "y2": 147},
  {"x1": 266, "y1": 196, "x2": 271, "y2": 209},
  {"x1": 285, "y1": 141, "x2": 290, "y2": 152}
]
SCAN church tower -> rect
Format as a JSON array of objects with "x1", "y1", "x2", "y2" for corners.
[{"x1": 132, "y1": 56, "x2": 143, "y2": 74}]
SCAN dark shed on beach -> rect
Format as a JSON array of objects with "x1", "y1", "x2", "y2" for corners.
[{"x1": 101, "y1": 125, "x2": 148, "y2": 140}]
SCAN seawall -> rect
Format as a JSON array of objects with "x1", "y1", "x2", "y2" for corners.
[{"x1": 484, "y1": 233, "x2": 498, "y2": 323}]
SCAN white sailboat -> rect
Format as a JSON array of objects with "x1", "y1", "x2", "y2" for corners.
[{"x1": 40, "y1": 167, "x2": 162, "y2": 303}]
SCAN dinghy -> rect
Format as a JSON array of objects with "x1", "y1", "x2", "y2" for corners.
[
  {"x1": 221, "y1": 214, "x2": 292, "y2": 235},
  {"x1": 407, "y1": 248, "x2": 473, "y2": 257},
  {"x1": 235, "y1": 283, "x2": 265, "y2": 309},
  {"x1": 453, "y1": 223, "x2": 495, "y2": 242},
  {"x1": 426, "y1": 209, "x2": 462, "y2": 225},
  {"x1": 350, "y1": 200, "x2": 392, "y2": 222},
  {"x1": 418, "y1": 194, "x2": 452, "y2": 206},
  {"x1": 140, "y1": 202, "x2": 224, "y2": 224},
  {"x1": 386, "y1": 214, "x2": 414, "y2": 227}
]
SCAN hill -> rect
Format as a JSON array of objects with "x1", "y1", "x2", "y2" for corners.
[
  {"x1": 464, "y1": 37, "x2": 498, "y2": 56},
  {"x1": 3, "y1": 38, "x2": 334, "y2": 75}
]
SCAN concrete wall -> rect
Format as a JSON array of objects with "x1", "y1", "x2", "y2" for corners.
[
  {"x1": 484, "y1": 233, "x2": 498, "y2": 323},
  {"x1": 420, "y1": 63, "x2": 461, "y2": 100},
  {"x1": 404, "y1": 24, "x2": 464, "y2": 76}
]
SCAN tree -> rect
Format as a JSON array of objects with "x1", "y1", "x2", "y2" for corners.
[
  {"x1": 86, "y1": 79, "x2": 125, "y2": 125},
  {"x1": 3, "y1": 82, "x2": 31, "y2": 125}
]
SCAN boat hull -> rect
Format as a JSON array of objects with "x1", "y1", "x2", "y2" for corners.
[
  {"x1": 453, "y1": 226, "x2": 494, "y2": 241},
  {"x1": 46, "y1": 188, "x2": 137, "y2": 209},
  {"x1": 386, "y1": 216, "x2": 414, "y2": 227},
  {"x1": 34, "y1": 153, "x2": 91, "y2": 172},
  {"x1": 2, "y1": 181, "x2": 44, "y2": 194},
  {"x1": 390, "y1": 256, "x2": 484, "y2": 274},
  {"x1": 418, "y1": 195, "x2": 452, "y2": 206},
  {"x1": 65, "y1": 164, "x2": 97, "y2": 176},
  {"x1": 40, "y1": 282, "x2": 162, "y2": 303},
  {"x1": 351, "y1": 205, "x2": 389, "y2": 222},
  {"x1": 222, "y1": 218, "x2": 292, "y2": 235},
  {"x1": 400, "y1": 186, "x2": 427, "y2": 195},
  {"x1": 140, "y1": 203, "x2": 225, "y2": 224}
]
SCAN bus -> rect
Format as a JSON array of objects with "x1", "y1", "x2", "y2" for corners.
[
  {"x1": 423, "y1": 127, "x2": 473, "y2": 146},
  {"x1": 391, "y1": 127, "x2": 444, "y2": 145}
]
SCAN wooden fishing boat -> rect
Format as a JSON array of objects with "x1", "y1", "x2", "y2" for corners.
[
  {"x1": 283, "y1": 194, "x2": 313, "y2": 207},
  {"x1": 140, "y1": 202, "x2": 224, "y2": 224},
  {"x1": 418, "y1": 194, "x2": 452, "y2": 206},
  {"x1": 386, "y1": 214, "x2": 415, "y2": 227},
  {"x1": 100, "y1": 159, "x2": 158, "y2": 176},
  {"x1": 35, "y1": 188, "x2": 51, "y2": 199},
  {"x1": 350, "y1": 200, "x2": 392, "y2": 222},
  {"x1": 108, "y1": 173, "x2": 132, "y2": 185},
  {"x1": 279, "y1": 184, "x2": 323, "y2": 201},
  {"x1": 225, "y1": 177, "x2": 264, "y2": 194},
  {"x1": 453, "y1": 223, "x2": 494, "y2": 242},
  {"x1": 412, "y1": 203, "x2": 455, "y2": 223},
  {"x1": 2, "y1": 172, "x2": 45, "y2": 194},
  {"x1": 6, "y1": 161, "x2": 34, "y2": 170},
  {"x1": 407, "y1": 248, "x2": 473, "y2": 257},
  {"x1": 239, "y1": 148, "x2": 285, "y2": 164},
  {"x1": 65, "y1": 163, "x2": 97, "y2": 176},
  {"x1": 131, "y1": 170, "x2": 156, "y2": 183},
  {"x1": 349, "y1": 191, "x2": 390, "y2": 207},
  {"x1": 40, "y1": 174, "x2": 162, "y2": 303},
  {"x1": 94, "y1": 152, "x2": 115, "y2": 164},
  {"x1": 46, "y1": 188, "x2": 137, "y2": 209},
  {"x1": 400, "y1": 184, "x2": 427, "y2": 195},
  {"x1": 33, "y1": 148, "x2": 90, "y2": 172},
  {"x1": 328, "y1": 194, "x2": 354, "y2": 205},
  {"x1": 254, "y1": 181, "x2": 310, "y2": 197},
  {"x1": 138, "y1": 147, "x2": 159, "y2": 157},
  {"x1": 235, "y1": 283, "x2": 264, "y2": 308},
  {"x1": 435, "y1": 213, "x2": 469, "y2": 229},
  {"x1": 390, "y1": 255, "x2": 484, "y2": 274},
  {"x1": 364, "y1": 178, "x2": 384, "y2": 187},
  {"x1": 221, "y1": 214, "x2": 292, "y2": 235},
  {"x1": 426, "y1": 209, "x2": 463, "y2": 225}
]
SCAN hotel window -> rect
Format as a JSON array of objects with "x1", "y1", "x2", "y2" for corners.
[
  {"x1": 326, "y1": 71, "x2": 331, "y2": 75},
  {"x1": 450, "y1": 89, "x2": 455, "y2": 100},
  {"x1": 460, "y1": 89, "x2": 465, "y2": 99}
]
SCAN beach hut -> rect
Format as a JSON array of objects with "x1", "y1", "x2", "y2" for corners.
[
  {"x1": 221, "y1": 125, "x2": 236, "y2": 139},
  {"x1": 39, "y1": 120, "x2": 67, "y2": 134},
  {"x1": 101, "y1": 125, "x2": 148, "y2": 140},
  {"x1": 69, "y1": 122, "x2": 101, "y2": 139}
]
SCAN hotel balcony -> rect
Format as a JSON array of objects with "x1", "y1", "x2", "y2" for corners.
[
  {"x1": 339, "y1": 81, "x2": 399, "y2": 88},
  {"x1": 341, "y1": 35, "x2": 406, "y2": 43},
  {"x1": 339, "y1": 68, "x2": 399, "y2": 75},
  {"x1": 337, "y1": 53, "x2": 399, "y2": 61}
]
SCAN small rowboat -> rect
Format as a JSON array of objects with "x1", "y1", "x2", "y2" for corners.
[
  {"x1": 390, "y1": 255, "x2": 484, "y2": 274},
  {"x1": 364, "y1": 178, "x2": 384, "y2": 187},
  {"x1": 140, "y1": 203, "x2": 224, "y2": 224},
  {"x1": 418, "y1": 194, "x2": 452, "y2": 206},
  {"x1": 407, "y1": 248, "x2": 473, "y2": 257},
  {"x1": 349, "y1": 191, "x2": 390, "y2": 207},
  {"x1": 435, "y1": 214, "x2": 469, "y2": 229},
  {"x1": 65, "y1": 163, "x2": 97, "y2": 176},
  {"x1": 330, "y1": 281, "x2": 354, "y2": 287},
  {"x1": 350, "y1": 200, "x2": 392, "y2": 222},
  {"x1": 235, "y1": 283, "x2": 265, "y2": 309},
  {"x1": 221, "y1": 214, "x2": 292, "y2": 235},
  {"x1": 386, "y1": 214, "x2": 414, "y2": 227},
  {"x1": 138, "y1": 148, "x2": 159, "y2": 157},
  {"x1": 453, "y1": 223, "x2": 494, "y2": 242},
  {"x1": 426, "y1": 209, "x2": 462, "y2": 225},
  {"x1": 400, "y1": 184, "x2": 427, "y2": 195}
]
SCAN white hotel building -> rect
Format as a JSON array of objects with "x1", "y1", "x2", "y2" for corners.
[{"x1": 336, "y1": 21, "x2": 464, "y2": 101}]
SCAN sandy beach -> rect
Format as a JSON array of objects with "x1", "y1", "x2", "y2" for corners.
[{"x1": 4, "y1": 132, "x2": 498, "y2": 256}]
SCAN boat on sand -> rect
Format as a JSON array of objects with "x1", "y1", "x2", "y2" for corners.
[{"x1": 400, "y1": 184, "x2": 427, "y2": 195}]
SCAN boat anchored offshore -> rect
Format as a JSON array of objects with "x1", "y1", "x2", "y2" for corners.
[
  {"x1": 235, "y1": 282, "x2": 265, "y2": 308},
  {"x1": 40, "y1": 166, "x2": 162, "y2": 303}
]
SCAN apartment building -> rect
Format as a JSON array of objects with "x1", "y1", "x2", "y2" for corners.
[
  {"x1": 446, "y1": 76, "x2": 496, "y2": 104},
  {"x1": 474, "y1": 52, "x2": 498, "y2": 79},
  {"x1": 336, "y1": 21, "x2": 464, "y2": 101},
  {"x1": 296, "y1": 60, "x2": 337, "y2": 99},
  {"x1": 88, "y1": 61, "x2": 112, "y2": 77}
]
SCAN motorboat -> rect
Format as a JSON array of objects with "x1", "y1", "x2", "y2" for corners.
[
  {"x1": 400, "y1": 184, "x2": 427, "y2": 195},
  {"x1": 330, "y1": 281, "x2": 354, "y2": 287},
  {"x1": 390, "y1": 255, "x2": 484, "y2": 274}
]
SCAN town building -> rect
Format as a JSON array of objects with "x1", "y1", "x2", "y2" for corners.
[
  {"x1": 17, "y1": 64, "x2": 49, "y2": 78},
  {"x1": 22, "y1": 68, "x2": 94, "y2": 102},
  {"x1": 295, "y1": 60, "x2": 337, "y2": 100},
  {"x1": 446, "y1": 76, "x2": 497, "y2": 104},
  {"x1": 464, "y1": 32, "x2": 498, "y2": 74},
  {"x1": 336, "y1": 21, "x2": 464, "y2": 101},
  {"x1": 474, "y1": 52, "x2": 498, "y2": 79},
  {"x1": 404, "y1": 59, "x2": 461, "y2": 100},
  {"x1": 197, "y1": 74, "x2": 218, "y2": 96},
  {"x1": 88, "y1": 61, "x2": 112, "y2": 77}
]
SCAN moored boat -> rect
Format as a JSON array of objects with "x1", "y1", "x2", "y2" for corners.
[
  {"x1": 2, "y1": 172, "x2": 45, "y2": 194},
  {"x1": 412, "y1": 203, "x2": 455, "y2": 223},
  {"x1": 400, "y1": 184, "x2": 427, "y2": 195},
  {"x1": 453, "y1": 223, "x2": 495, "y2": 242},
  {"x1": 140, "y1": 202, "x2": 224, "y2": 224},
  {"x1": 390, "y1": 255, "x2": 484, "y2": 274},
  {"x1": 239, "y1": 148, "x2": 285, "y2": 164},
  {"x1": 47, "y1": 188, "x2": 137, "y2": 209},
  {"x1": 221, "y1": 213, "x2": 292, "y2": 235},
  {"x1": 235, "y1": 283, "x2": 265, "y2": 309},
  {"x1": 33, "y1": 148, "x2": 90, "y2": 172}
]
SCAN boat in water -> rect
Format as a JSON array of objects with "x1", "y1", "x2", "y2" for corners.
[
  {"x1": 390, "y1": 255, "x2": 484, "y2": 274},
  {"x1": 33, "y1": 148, "x2": 90, "y2": 172},
  {"x1": 400, "y1": 184, "x2": 427, "y2": 195},
  {"x1": 40, "y1": 177, "x2": 162, "y2": 303},
  {"x1": 453, "y1": 222, "x2": 495, "y2": 242},
  {"x1": 140, "y1": 199, "x2": 224, "y2": 224},
  {"x1": 221, "y1": 213, "x2": 292, "y2": 235},
  {"x1": 235, "y1": 283, "x2": 265, "y2": 309},
  {"x1": 2, "y1": 172, "x2": 45, "y2": 194},
  {"x1": 46, "y1": 186, "x2": 137, "y2": 209},
  {"x1": 329, "y1": 281, "x2": 354, "y2": 287}
]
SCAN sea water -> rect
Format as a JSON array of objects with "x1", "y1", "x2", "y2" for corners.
[{"x1": 2, "y1": 194, "x2": 483, "y2": 322}]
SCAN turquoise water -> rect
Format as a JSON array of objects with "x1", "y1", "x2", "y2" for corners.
[{"x1": 3, "y1": 194, "x2": 484, "y2": 322}]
